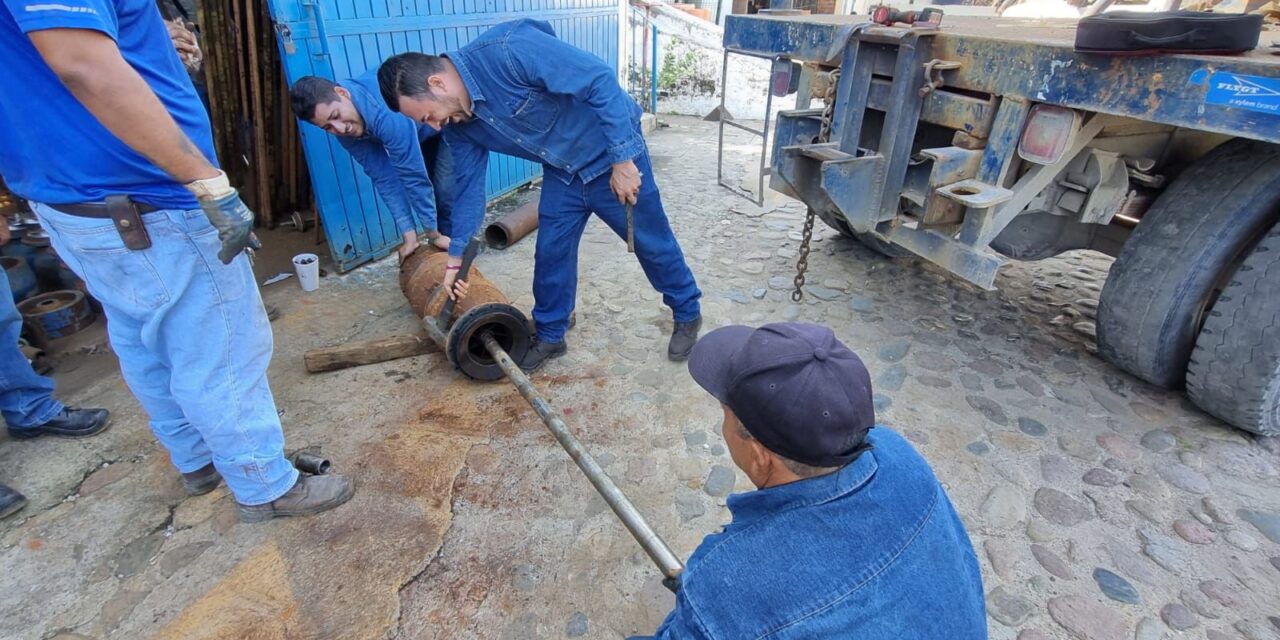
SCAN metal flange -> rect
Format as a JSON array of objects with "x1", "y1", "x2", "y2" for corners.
[
  {"x1": 18, "y1": 290, "x2": 96, "y2": 339},
  {"x1": 445, "y1": 303, "x2": 531, "y2": 381}
]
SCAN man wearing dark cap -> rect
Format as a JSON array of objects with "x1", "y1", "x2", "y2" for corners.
[{"x1": 634, "y1": 322, "x2": 987, "y2": 639}]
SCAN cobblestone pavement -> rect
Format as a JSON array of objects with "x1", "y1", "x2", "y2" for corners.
[{"x1": 1, "y1": 116, "x2": 1277, "y2": 640}]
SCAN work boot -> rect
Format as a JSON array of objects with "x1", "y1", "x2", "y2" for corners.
[
  {"x1": 668, "y1": 316, "x2": 702, "y2": 362},
  {"x1": 181, "y1": 463, "x2": 222, "y2": 496},
  {"x1": 520, "y1": 339, "x2": 567, "y2": 373},
  {"x1": 0, "y1": 483, "x2": 27, "y2": 520},
  {"x1": 237, "y1": 473, "x2": 355, "y2": 524},
  {"x1": 7, "y1": 408, "x2": 111, "y2": 440}
]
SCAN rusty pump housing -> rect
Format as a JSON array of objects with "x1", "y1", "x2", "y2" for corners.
[{"x1": 398, "y1": 247, "x2": 532, "y2": 381}]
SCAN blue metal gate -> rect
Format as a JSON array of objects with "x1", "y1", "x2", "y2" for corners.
[{"x1": 267, "y1": 0, "x2": 620, "y2": 271}]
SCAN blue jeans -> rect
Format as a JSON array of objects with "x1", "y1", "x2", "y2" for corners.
[
  {"x1": 534, "y1": 149, "x2": 701, "y2": 343},
  {"x1": 424, "y1": 136, "x2": 455, "y2": 237},
  {"x1": 0, "y1": 272, "x2": 63, "y2": 429},
  {"x1": 33, "y1": 204, "x2": 298, "y2": 505}
]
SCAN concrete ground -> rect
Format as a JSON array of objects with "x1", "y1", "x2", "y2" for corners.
[{"x1": 2, "y1": 116, "x2": 1279, "y2": 640}]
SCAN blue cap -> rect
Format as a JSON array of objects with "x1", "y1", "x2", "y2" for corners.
[{"x1": 688, "y1": 322, "x2": 875, "y2": 468}]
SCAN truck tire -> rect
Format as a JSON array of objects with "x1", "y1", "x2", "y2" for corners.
[
  {"x1": 1097, "y1": 138, "x2": 1280, "y2": 388},
  {"x1": 1186, "y1": 223, "x2": 1280, "y2": 436},
  {"x1": 816, "y1": 209, "x2": 913, "y2": 258}
]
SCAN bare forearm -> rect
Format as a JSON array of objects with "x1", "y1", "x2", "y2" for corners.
[{"x1": 29, "y1": 28, "x2": 219, "y2": 184}]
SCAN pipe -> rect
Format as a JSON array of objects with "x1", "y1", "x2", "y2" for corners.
[
  {"x1": 481, "y1": 332, "x2": 685, "y2": 590},
  {"x1": 291, "y1": 452, "x2": 331, "y2": 475},
  {"x1": 650, "y1": 23, "x2": 659, "y2": 115},
  {"x1": 398, "y1": 243, "x2": 684, "y2": 591},
  {"x1": 484, "y1": 201, "x2": 540, "y2": 250}
]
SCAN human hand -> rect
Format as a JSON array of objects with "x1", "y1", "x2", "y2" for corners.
[
  {"x1": 198, "y1": 192, "x2": 261, "y2": 264},
  {"x1": 610, "y1": 160, "x2": 641, "y2": 206},
  {"x1": 187, "y1": 172, "x2": 259, "y2": 263},
  {"x1": 168, "y1": 19, "x2": 201, "y2": 71},
  {"x1": 441, "y1": 266, "x2": 469, "y2": 301},
  {"x1": 398, "y1": 230, "x2": 420, "y2": 261}
]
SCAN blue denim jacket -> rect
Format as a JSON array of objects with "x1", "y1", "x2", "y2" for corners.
[
  {"x1": 440, "y1": 19, "x2": 645, "y2": 256},
  {"x1": 640, "y1": 428, "x2": 988, "y2": 640},
  {"x1": 339, "y1": 70, "x2": 440, "y2": 236}
]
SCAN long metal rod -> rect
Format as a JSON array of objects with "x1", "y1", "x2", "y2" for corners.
[{"x1": 481, "y1": 332, "x2": 685, "y2": 583}]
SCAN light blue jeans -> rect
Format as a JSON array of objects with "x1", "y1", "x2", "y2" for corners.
[
  {"x1": 0, "y1": 272, "x2": 63, "y2": 429},
  {"x1": 33, "y1": 203, "x2": 298, "y2": 505}
]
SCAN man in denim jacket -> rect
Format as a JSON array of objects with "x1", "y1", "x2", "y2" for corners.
[
  {"x1": 634, "y1": 322, "x2": 987, "y2": 639},
  {"x1": 290, "y1": 71, "x2": 454, "y2": 261},
  {"x1": 377, "y1": 20, "x2": 703, "y2": 371}
]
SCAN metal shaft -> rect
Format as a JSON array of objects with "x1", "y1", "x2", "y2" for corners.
[{"x1": 481, "y1": 332, "x2": 685, "y2": 583}]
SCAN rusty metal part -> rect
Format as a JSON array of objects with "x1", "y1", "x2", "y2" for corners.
[
  {"x1": 18, "y1": 290, "x2": 96, "y2": 339},
  {"x1": 399, "y1": 245, "x2": 531, "y2": 381},
  {"x1": 291, "y1": 452, "x2": 331, "y2": 475},
  {"x1": 480, "y1": 332, "x2": 685, "y2": 591},
  {"x1": 918, "y1": 59, "x2": 961, "y2": 97},
  {"x1": 399, "y1": 247, "x2": 508, "y2": 321},
  {"x1": 484, "y1": 201, "x2": 539, "y2": 250}
]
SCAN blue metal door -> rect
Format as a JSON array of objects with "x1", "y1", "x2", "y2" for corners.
[{"x1": 267, "y1": 0, "x2": 620, "y2": 271}]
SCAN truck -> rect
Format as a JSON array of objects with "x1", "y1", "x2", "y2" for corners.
[{"x1": 720, "y1": 13, "x2": 1280, "y2": 436}]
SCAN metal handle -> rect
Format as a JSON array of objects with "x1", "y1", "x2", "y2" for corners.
[
  {"x1": 481, "y1": 333, "x2": 685, "y2": 588},
  {"x1": 437, "y1": 238, "x2": 480, "y2": 331},
  {"x1": 626, "y1": 203, "x2": 635, "y2": 253}
]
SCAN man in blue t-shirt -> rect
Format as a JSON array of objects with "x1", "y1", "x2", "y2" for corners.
[
  {"x1": 0, "y1": 0, "x2": 353, "y2": 522},
  {"x1": 632, "y1": 323, "x2": 987, "y2": 639},
  {"x1": 290, "y1": 72, "x2": 454, "y2": 261}
]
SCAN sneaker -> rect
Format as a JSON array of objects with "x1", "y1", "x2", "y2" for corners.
[
  {"x1": 7, "y1": 408, "x2": 110, "y2": 440},
  {"x1": 237, "y1": 473, "x2": 355, "y2": 524},
  {"x1": 181, "y1": 463, "x2": 222, "y2": 496},
  {"x1": 0, "y1": 483, "x2": 27, "y2": 520},
  {"x1": 668, "y1": 316, "x2": 702, "y2": 361},
  {"x1": 520, "y1": 339, "x2": 567, "y2": 373}
]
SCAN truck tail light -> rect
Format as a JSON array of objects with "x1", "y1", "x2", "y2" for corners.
[{"x1": 1018, "y1": 105, "x2": 1080, "y2": 165}]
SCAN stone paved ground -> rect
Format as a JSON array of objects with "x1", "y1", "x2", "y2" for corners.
[{"x1": 2, "y1": 116, "x2": 1279, "y2": 640}]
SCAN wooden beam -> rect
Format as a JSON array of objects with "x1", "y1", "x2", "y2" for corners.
[{"x1": 304, "y1": 334, "x2": 440, "y2": 373}]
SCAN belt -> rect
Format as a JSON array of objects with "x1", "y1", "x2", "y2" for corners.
[{"x1": 47, "y1": 201, "x2": 160, "y2": 219}]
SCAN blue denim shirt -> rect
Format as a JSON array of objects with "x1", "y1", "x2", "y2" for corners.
[
  {"x1": 440, "y1": 19, "x2": 646, "y2": 256},
  {"x1": 641, "y1": 428, "x2": 988, "y2": 640},
  {"x1": 339, "y1": 70, "x2": 440, "y2": 236}
]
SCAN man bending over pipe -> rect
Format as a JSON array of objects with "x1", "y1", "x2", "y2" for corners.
[
  {"x1": 633, "y1": 323, "x2": 988, "y2": 639},
  {"x1": 290, "y1": 72, "x2": 454, "y2": 261},
  {"x1": 377, "y1": 19, "x2": 703, "y2": 372}
]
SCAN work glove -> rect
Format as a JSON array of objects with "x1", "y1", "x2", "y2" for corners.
[{"x1": 185, "y1": 171, "x2": 263, "y2": 264}]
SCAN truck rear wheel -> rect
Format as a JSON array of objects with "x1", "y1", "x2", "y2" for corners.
[
  {"x1": 1097, "y1": 139, "x2": 1280, "y2": 388},
  {"x1": 816, "y1": 209, "x2": 913, "y2": 258},
  {"x1": 1186, "y1": 223, "x2": 1280, "y2": 436}
]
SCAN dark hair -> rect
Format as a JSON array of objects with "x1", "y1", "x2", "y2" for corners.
[
  {"x1": 289, "y1": 76, "x2": 341, "y2": 121},
  {"x1": 377, "y1": 53, "x2": 449, "y2": 112}
]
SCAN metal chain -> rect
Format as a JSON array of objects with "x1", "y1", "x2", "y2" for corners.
[{"x1": 792, "y1": 67, "x2": 840, "y2": 303}]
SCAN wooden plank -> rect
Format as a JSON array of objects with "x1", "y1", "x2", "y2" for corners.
[{"x1": 304, "y1": 334, "x2": 440, "y2": 373}]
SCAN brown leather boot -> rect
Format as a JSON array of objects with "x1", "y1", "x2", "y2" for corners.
[{"x1": 237, "y1": 474, "x2": 354, "y2": 523}]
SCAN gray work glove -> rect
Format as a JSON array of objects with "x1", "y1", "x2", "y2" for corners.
[{"x1": 185, "y1": 171, "x2": 263, "y2": 264}]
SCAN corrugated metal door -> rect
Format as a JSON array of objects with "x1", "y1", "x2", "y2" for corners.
[{"x1": 267, "y1": 0, "x2": 620, "y2": 271}]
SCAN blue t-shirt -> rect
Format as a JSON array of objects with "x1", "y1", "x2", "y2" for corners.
[{"x1": 0, "y1": 0, "x2": 217, "y2": 208}]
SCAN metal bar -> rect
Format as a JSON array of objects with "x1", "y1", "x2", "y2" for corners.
[
  {"x1": 650, "y1": 24, "x2": 659, "y2": 115},
  {"x1": 717, "y1": 48, "x2": 730, "y2": 189},
  {"x1": 758, "y1": 85, "x2": 775, "y2": 207},
  {"x1": 722, "y1": 120, "x2": 766, "y2": 136},
  {"x1": 480, "y1": 333, "x2": 686, "y2": 585}
]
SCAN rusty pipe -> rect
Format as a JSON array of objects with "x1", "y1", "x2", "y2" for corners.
[{"x1": 484, "y1": 201, "x2": 539, "y2": 250}]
